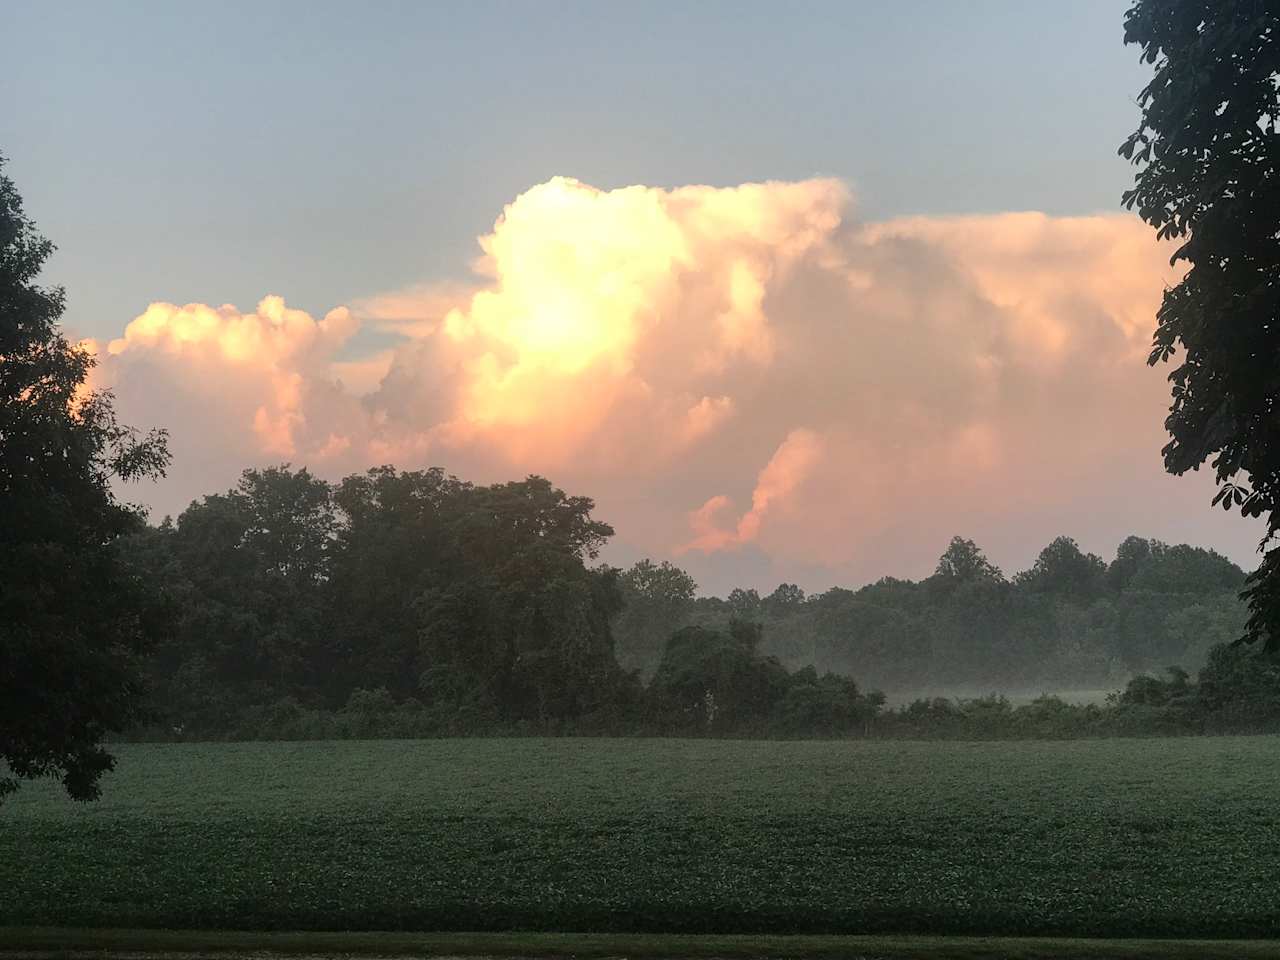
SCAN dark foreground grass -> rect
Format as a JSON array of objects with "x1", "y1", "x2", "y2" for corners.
[
  {"x1": 3, "y1": 737, "x2": 1280, "y2": 937},
  {"x1": 5, "y1": 929, "x2": 1280, "y2": 960}
]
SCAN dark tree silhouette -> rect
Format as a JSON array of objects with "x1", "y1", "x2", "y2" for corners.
[
  {"x1": 0, "y1": 155, "x2": 169, "y2": 802},
  {"x1": 1121, "y1": 2, "x2": 1280, "y2": 648},
  {"x1": 1016, "y1": 536, "x2": 1107, "y2": 602},
  {"x1": 614, "y1": 559, "x2": 698, "y2": 678},
  {"x1": 417, "y1": 476, "x2": 625, "y2": 725},
  {"x1": 933, "y1": 536, "x2": 1004, "y2": 584}
]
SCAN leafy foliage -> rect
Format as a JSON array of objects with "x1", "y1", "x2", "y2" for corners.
[
  {"x1": 0, "y1": 156, "x2": 169, "y2": 803},
  {"x1": 133, "y1": 466, "x2": 632, "y2": 733},
  {"x1": 1015, "y1": 536, "x2": 1107, "y2": 602},
  {"x1": 126, "y1": 488, "x2": 1254, "y2": 737},
  {"x1": 933, "y1": 536, "x2": 1004, "y2": 584},
  {"x1": 1120, "y1": 0, "x2": 1280, "y2": 648},
  {"x1": 417, "y1": 476, "x2": 627, "y2": 728},
  {"x1": 613, "y1": 559, "x2": 697, "y2": 679},
  {"x1": 647, "y1": 621, "x2": 791, "y2": 733},
  {"x1": 326, "y1": 466, "x2": 465, "y2": 699},
  {"x1": 628, "y1": 536, "x2": 1248, "y2": 695}
]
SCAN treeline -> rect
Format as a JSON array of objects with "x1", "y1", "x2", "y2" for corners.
[
  {"x1": 121, "y1": 464, "x2": 885, "y2": 738},
  {"x1": 188, "y1": 643, "x2": 1280, "y2": 742},
  {"x1": 125, "y1": 466, "x2": 631, "y2": 734},
  {"x1": 118, "y1": 464, "x2": 1275, "y2": 741},
  {"x1": 615, "y1": 535, "x2": 1248, "y2": 692},
  {"x1": 878, "y1": 643, "x2": 1280, "y2": 739}
]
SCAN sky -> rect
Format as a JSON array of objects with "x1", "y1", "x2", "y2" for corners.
[{"x1": 5, "y1": 1, "x2": 1265, "y2": 593}]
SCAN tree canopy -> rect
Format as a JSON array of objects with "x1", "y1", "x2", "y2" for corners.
[
  {"x1": 1121, "y1": 0, "x2": 1280, "y2": 648},
  {"x1": 0, "y1": 155, "x2": 169, "y2": 802},
  {"x1": 98, "y1": 460, "x2": 1253, "y2": 738},
  {"x1": 614, "y1": 559, "x2": 698, "y2": 678}
]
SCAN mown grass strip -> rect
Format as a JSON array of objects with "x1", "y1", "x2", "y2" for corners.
[{"x1": 3, "y1": 929, "x2": 1280, "y2": 960}]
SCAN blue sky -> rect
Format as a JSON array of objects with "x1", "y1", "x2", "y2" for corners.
[{"x1": 7, "y1": 1, "x2": 1147, "y2": 339}]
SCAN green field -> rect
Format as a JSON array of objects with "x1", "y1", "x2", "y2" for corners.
[{"x1": 4, "y1": 736, "x2": 1280, "y2": 938}]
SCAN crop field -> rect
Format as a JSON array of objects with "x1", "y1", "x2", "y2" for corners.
[{"x1": 4, "y1": 736, "x2": 1280, "y2": 938}]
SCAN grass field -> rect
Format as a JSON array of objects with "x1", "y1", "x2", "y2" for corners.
[{"x1": 3, "y1": 736, "x2": 1280, "y2": 938}]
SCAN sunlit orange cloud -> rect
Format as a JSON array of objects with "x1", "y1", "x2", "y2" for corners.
[
  {"x1": 395, "y1": 176, "x2": 846, "y2": 463},
  {"x1": 93, "y1": 295, "x2": 372, "y2": 526},
  {"x1": 679, "y1": 428, "x2": 824, "y2": 554},
  {"x1": 71, "y1": 337, "x2": 104, "y2": 411},
  {"x1": 90, "y1": 176, "x2": 1261, "y2": 588},
  {"x1": 865, "y1": 212, "x2": 1181, "y2": 361}
]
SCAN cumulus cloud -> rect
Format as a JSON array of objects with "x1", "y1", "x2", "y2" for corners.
[
  {"x1": 104, "y1": 295, "x2": 360, "y2": 456},
  {"x1": 89, "y1": 175, "x2": 1262, "y2": 589},
  {"x1": 680, "y1": 428, "x2": 824, "y2": 554}
]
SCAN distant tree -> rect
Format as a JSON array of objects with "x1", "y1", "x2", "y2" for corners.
[
  {"x1": 152, "y1": 466, "x2": 336, "y2": 714},
  {"x1": 1196, "y1": 641, "x2": 1280, "y2": 721},
  {"x1": 417, "y1": 477, "x2": 628, "y2": 726},
  {"x1": 649, "y1": 620, "x2": 789, "y2": 732},
  {"x1": 1116, "y1": 665, "x2": 1193, "y2": 708},
  {"x1": 233, "y1": 465, "x2": 335, "y2": 584},
  {"x1": 613, "y1": 559, "x2": 698, "y2": 679},
  {"x1": 1016, "y1": 536, "x2": 1107, "y2": 602},
  {"x1": 726, "y1": 586, "x2": 763, "y2": 620},
  {"x1": 765, "y1": 582, "x2": 807, "y2": 612},
  {"x1": 769, "y1": 666, "x2": 884, "y2": 736},
  {"x1": 1121, "y1": 1, "x2": 1280, "y2": 649},
  {"x1": 1106, "y1": 535, "x2": 1154, "y2": 592},
  {"x1": 856, "y1": 576, "x2": 925, "y2": 611},
  {"x1": 810, "y1": 590, "x2": 930, "y2": 691},
  {"x1": 1163, "y1": 596, "x2": 1249, "y2": 667},
  {"x1": 932, "y1": 536, "x2": 1004, "y2": 585},
  {"x1": 753, "y1": 583, "x2": 813, "y2": 667},
  {"x1": 0, "y1": 155, "x2": 169, "y2": 802},
  {"x1": 115, "y1": 518, "x2": 232, "y2": 730},
  {"x1": 327, "y1": 466, "x2": 468, "y2": 700},
  {"x1": 1130, "y1": 541, "x2": 1245, "y2": 595},
  {"x1": 924, "y1": 538, "x2": 1022, "y2": 681}
]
